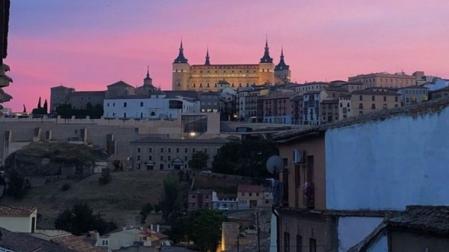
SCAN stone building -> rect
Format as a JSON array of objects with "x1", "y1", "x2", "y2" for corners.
[
  {"x1": 351, "y1": 87, "x2": 400, "y2": 116},
  {"x1": 398, "y1": 86, "x2": 428, "y2": 106},
  {"x1": 348, "y1": 72, "x2": 417, "y2": 89},
  {"x1": 172, "y1": 41, "x2": 291, "y2": 91},
  {"x1": 261, "y1": 91, "x2": 294, "y2": 124},
  {"x1": 130, "y1": 136, "x2": 227, "y2": 170}
]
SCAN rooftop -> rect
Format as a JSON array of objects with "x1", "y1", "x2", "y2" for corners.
[
  {"x1": 274, "y1": 96, "x2": 449, "y2": 143},
  {"x1": 0, "y1": 205, "x2": 36, "y2": 217},
  {"x1": 131, "y1": 137, "x2": 228, "y2": 144},
  {"x1": 0, "y1": 227, "x2": 73, "y2": 252},
  {"x1": 237, "y1": 184, "x2": 264, "y2": 193}
]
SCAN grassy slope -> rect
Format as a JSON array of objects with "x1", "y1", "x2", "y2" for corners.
[{"x1": 1, "y1": 171, "x2": 172, "y2": 228}]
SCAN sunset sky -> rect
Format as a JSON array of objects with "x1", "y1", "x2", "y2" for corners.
[{"x1": 4, "y1": 0, "x2": 449, "y2": 111}]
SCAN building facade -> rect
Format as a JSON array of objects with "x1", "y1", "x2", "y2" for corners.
[
  {"x1": 262, "y1": 91, "x2": 294, "y2": 124},
  {"x1": 130, "y1": 137, "x2": 227, "y2": 170},
  {"x1": 350, "y1": 88, "x2": 400, "y2": 116},
  {"x1": 103, "y1": 95, "x2": 199, "y2": 120},
  {"x1": 0, "y1": 206, "x2": 37, "y2": 233},
  {"x1": 172, "y1": 41, "x2": 291, "y2": 91},
  {"x1": 348, "y1": 72, "x2": 417, "y2": 89}
]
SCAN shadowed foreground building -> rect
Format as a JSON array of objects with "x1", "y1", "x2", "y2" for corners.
[{"x1": 274, "y1": 97, "x2": 449, "y2": 251}]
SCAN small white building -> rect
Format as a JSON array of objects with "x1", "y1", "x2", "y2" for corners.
[
  {"x1": 103, "y1": 94, "x2": 200, "y2": 120},
  {"x1": 0, "y1": 206, "x2": 37, "y2": 233},
  {"x1": 211, "y1": 192, "x2": 239, "y2": 211}
]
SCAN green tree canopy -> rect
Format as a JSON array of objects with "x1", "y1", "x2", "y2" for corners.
[
  {"x1": 188, "y1": 151, "x2": 209, "y2": 171},
  {"x1": 54, "y1": 203, "x2": 116, "y2": 235},
  {"x1": 212, "y1": 138, "x2": 278, "y2": 177},
  {"x1": 159, "y1": 176, "x2": 184, "y2": 224}
]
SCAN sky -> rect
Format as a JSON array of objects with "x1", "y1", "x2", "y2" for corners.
[{"x1": 3, "y1": 0, "x2": 449, "y2": 111}]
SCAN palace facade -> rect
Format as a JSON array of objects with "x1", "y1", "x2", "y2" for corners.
[{"x1": 172, "y1": 41, "x2": 291, "y2": 91}]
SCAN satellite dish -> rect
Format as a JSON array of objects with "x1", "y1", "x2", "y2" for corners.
[{"x1": 266, "y1": 155, "x2": 283, "y2": 174}]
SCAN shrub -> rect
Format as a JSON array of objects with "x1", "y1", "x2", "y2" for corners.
[
  {"x1": 60, "y1": 183, "x2": 71, "y2": 191},
  {"x1": 98, "y1": 168, "x2": 111, "y2": 185},
  {"x1": 55, "y1": 203, "x2": 117, "y2": 235}
]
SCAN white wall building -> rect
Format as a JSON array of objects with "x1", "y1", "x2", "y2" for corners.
[
  {"x1": 325, "y1": 100, "x2": 449, "y2": 210},
  {"x1": 103, "y1": 95, "x2": 200, "y2": 120},
  {"x1": 0, "y1": 206, "x2": 37, "y2": 233}
]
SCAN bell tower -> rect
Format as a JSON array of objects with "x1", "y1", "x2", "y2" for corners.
[
  {"x1": 172, "y1": 41, "x2": 190, "y2": 90},
  {"x1": 274, "y1": 48, "x2": 291, "y2": 84},
  {"x1": 258, "y1": 40, "x2": 275, "y2": 84}
]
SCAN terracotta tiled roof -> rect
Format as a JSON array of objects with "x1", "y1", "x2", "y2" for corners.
[
  {"x1": 53, "y1": 235, "x2": 106, "y2": 252},
  {"x1": 0, "y1": 205, "x2": 36, "y2": 217}
]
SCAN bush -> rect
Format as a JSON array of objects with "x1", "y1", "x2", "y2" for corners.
[
  {"x1": 6, "y1": 170, "x2": 29, "y2": 199},
  {"x1": 55, "y1": 203, "x2": 117, "y2": 235},
  {"x1": 60, "y1": 183, "x2": 71, "y2": 191},
  {"x1": 98, "y1": 168, "x2": 111, "y2": 185},
  {"x1": 140, "y1": 203, "x2": 154, "y2": 224}
]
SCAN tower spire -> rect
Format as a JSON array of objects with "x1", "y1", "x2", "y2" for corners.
[
  {"x1": 205, "y1": 48, "x2": 210, "y2": 65},
  {"x1": 260, "y1": 39, "x2": 273, "y2": 63},
  {"x1": 174, "y1": 40, "x2": 188, "y2": 63},
  {"x1": 146, "y1": 65, "x2": 150, "y2": 78}
]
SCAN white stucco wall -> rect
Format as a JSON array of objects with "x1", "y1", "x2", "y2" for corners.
[
  {"x1": 0, "y1": 211, "x2": 36, "y2": 233},
  {"x1": 326, "y1": 106, "x2": 449, "y2": 210},
  {"x1": 337, "y1": 216, "x2": 383, "y2": 252},
  {"x1": 103, "y1": 96, "x2": 199, "y2": 119},
  {"x1": 367, "y1": 234, "x2": 388, "y2": 252}
]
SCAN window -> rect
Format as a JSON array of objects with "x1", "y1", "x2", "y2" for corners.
[
  {"x1": 296, "y1": 235, "x2": 302, "y2": 252},
  {"x1": 149, "y1": 148, "x2": 152, "y2": 153},
  {"x1": 371, "y1": 104, "x2": 376, "y2": 110},
  {"x1": 140, "y1": 101, "x2": 144, "y2": 107},
  {"x1": 123, "y1": 102, "x2": 127, "y2": 107},
  {"x1": 160, "y1": 156, "x2": 164, "y2": 161},
  {"x1": 383, "y1": 96, "x2": 387, "y2": 102},
  {"x1": 309, "y1": 238, "x2": 316, "y2": 252},
  {"x1": 284, "y1": 232, "x2": 290, "y2": 252},
  {"x1": 359, "y1": 95, "x2": 363, "y2": 101},
  {"x1": 137, "y1": 148, "x2": 141, "y2": 153},
  {"x1": 168, "y1": 148, "x2": 171, "y2": 153},
  {"x1": 137, "y1": 155, "x2": 140, "y2": 161},
  {"x1": 160, "y1": 164, "x2": 164, "y2": 170},
  {"x1": 371, "y1": 96, "x2": 375, "y2": 101},
  {"x1": 176, "y1": 148, "x2": 180, "y2": 153},
  {"x1": 161, "y1": 148, "x2": 164, "y2": 153},
  {"x1": 149, "y1": 156, "x2": 152, "y2": 161}
]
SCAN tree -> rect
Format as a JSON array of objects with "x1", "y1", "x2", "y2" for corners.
[
  {"x1": 159, "y1": 176, "x2": 183, "y2": 223},
  {"x1": 6, "y1": 170, "x2": 29, "y2": 199},
  {"x1": 98, "y1": 168, "x2": 111, "y2": 185},
  {"x1": 212, "y1": 138, "x2": 278, "y2": 178},
  {"x1": 188, "y1": 151, "x2": 209, "y2": 171},
  {"x1": 55, "y1": 203, "x2": 116, "y2": 235},
  {"x1": 188, "y1": 210, "x2": 224, "y2": 252},
  {"x1": 140, "y1": 203, "x2": 153, "y2": 224}
]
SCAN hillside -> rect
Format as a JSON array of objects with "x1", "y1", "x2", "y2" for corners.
[{"x1": 1, "y1": 170, "x2": 173, "y2": 228}]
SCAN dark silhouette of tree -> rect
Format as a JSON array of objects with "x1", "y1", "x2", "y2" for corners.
[
  {"x1": 187, "y1": 209, "x2": 225, "y2": 252},
  {"x1": 6, "y1": 169, "x2": 29, "y2": 199},
  {"x1": 159, "y1": 176, "x2": 183, "y2": 223},
  {"x1": 212, "y1": 138, "x2": 278, "y2": 177},
  {"x1": 55, "y1": 103, "x2": 103, "y2": 119},
  {"x1": 188, "y1": 151, "x2": 209, "y2": 171},
  {"x1": 55, "y1": 203, "x2": 116, "y2": 235}
]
